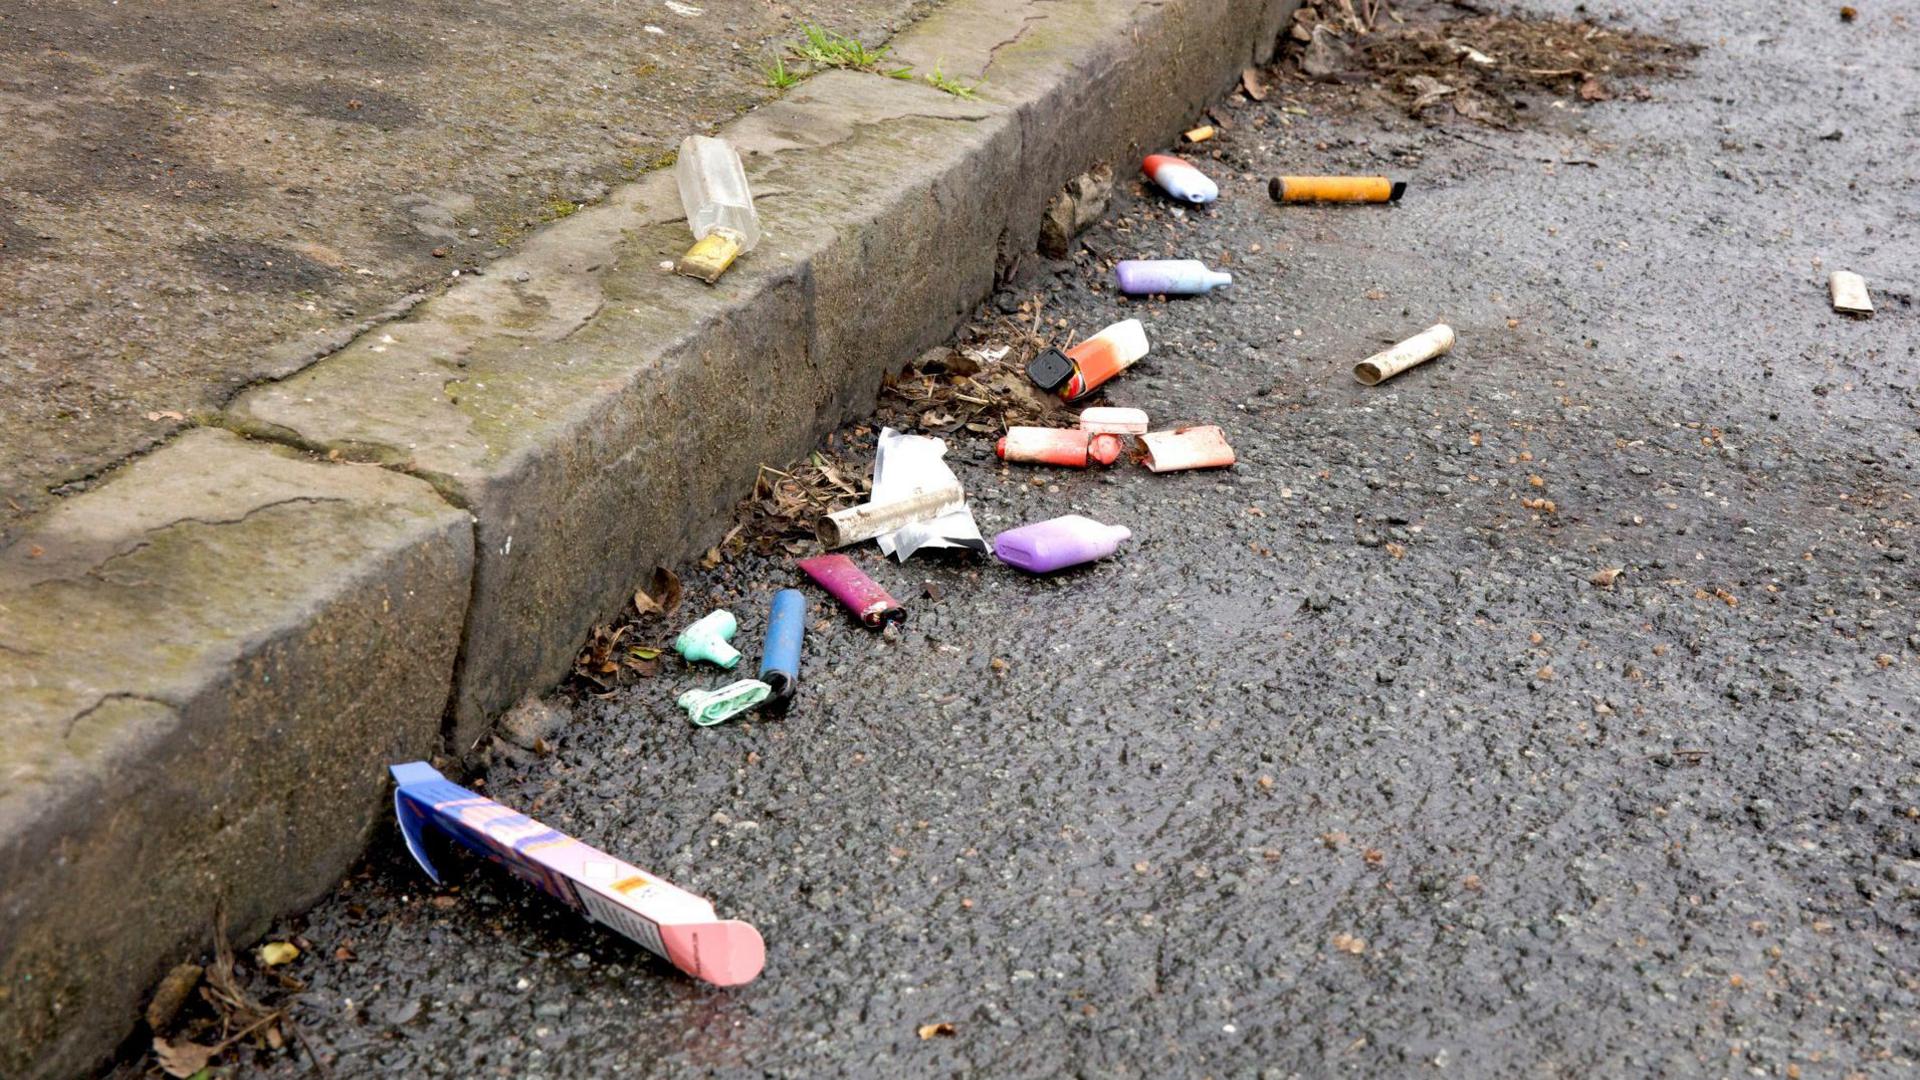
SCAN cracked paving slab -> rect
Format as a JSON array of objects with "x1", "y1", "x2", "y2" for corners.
[
  {"x1": 0, "y1": 428, "x2": 466, "y2": 793},
  {"x1": 223, "y1": 73, "x2": 996, "y2": 487}
]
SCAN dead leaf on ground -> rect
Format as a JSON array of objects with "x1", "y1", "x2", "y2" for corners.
[
  {"x1": 632, "y1": 566, "x2": 683, "y2": 618},
  {"x1": 204, "y1": 908, "x2": 275, "y2": 1026},
  {"x1": 1406, "y1": 74, "x2": 1456, "y2": 110},
  {"x1": 153, "y1": 1009, "x2": 284, "y2": 1079},
  {"x1": 572, "y1": 622, "x2": 633, "y2": 687},
  {"x1": 918, "y1": 1022, "x2": 958, "y2": 1039},
  {"x1": 1450, "y1": 40, "x2": 1496, "y2": 65},
  {"x1": 1449, "y1": 91, "x2": 1504, "y2": 126},
  {"x1": 1591, "y1": 566, "x2": 1623, "y2": 588},
  {"x1": 1578, "y1": 75, "x2": 1612, "y2": 101},
  {"x1": 1241, "y1": 67, "x2": 1269, "y2": 101},
  {"x1": 145, "y1": 963, "x2": 204, "y2": 1032},
  {"x1": 153, "y1": 1036, "x2": 217, "y2": 1079},
  {"x1": 625, "y1": 644, "x2": 662, "y2": 677},
  {"x1": 736, "y1": 448, "x2": 871, "y2": 551},
  {"x1": 150, "y1": 909, "x2": 289, "y2": 1076},
  {"x1": 882, "y1": 333, "x2": 1068, "y2": 435},
  {"x1": 258, "y1": 941, "x2": 299, "y2": 967}
]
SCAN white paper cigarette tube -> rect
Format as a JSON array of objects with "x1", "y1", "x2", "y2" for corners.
[
  {"x1": 817, "y1": 482, "x2": 965, "y2": 548},
  {"x1": 1353, "y1": 324, "x2": 1455, "y2": 386}
]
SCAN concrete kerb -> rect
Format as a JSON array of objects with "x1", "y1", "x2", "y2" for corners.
[
  {"x1": 0, "y1": 0, "x2": 1289, "y2": 1073},
  {"x1": 0, "y1": 430, "x2": 472, "y2": 1079}
]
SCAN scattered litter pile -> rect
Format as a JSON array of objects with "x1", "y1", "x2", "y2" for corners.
[
  {"x1": 141, "y1": 5, "x2": 1915, "y2": 1071},
  {"x1": 162, "y1": 4, "x2": 1880, "y2": 1063},
  {"x1": 440, "y1": 120, "x2": 1451, "y2": 1003},
  {"x1": 572, "y1": 128, "x2": 1451, "y2": 743}
]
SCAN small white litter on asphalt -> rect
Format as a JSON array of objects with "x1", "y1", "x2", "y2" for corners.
[{"x1": 1828, "y1": 270, "x2": 1873, "y2": 315}]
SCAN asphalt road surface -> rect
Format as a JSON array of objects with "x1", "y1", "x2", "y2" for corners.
[{"x1": 150, "y1": 1, "x2": 1917, "y2": 1076}]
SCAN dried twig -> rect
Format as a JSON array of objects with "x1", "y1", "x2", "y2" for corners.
[{"x1": 289, "y1": 1017, "x2": 335, "y2": 1080}]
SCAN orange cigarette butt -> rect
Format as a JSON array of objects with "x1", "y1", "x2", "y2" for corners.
[
  {"x1": 1184, "y1": 125, "x2": 1216, "y2": 143},
  {"x1": 1268, "y1": 176, "x2": 1404, "y2": 204}
]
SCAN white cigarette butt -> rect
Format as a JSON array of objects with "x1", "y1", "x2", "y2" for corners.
[{"x1": 1354, "y1": 324, "x2": 1455, "y2": 386}]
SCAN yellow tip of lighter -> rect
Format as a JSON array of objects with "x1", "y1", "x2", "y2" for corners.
[{"x1": 676, "y1": 232, "x2": 744, "y2": 284}]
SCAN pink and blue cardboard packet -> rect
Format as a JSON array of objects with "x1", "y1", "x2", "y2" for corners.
[{"x1": 390, "y1": 761, "x2": 764, "y2": 986}]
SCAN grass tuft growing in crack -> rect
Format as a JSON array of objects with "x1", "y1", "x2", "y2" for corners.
[
  {"x1": 922, "y1": 60, "x2": 982, "y2": 99},
  {"x1": 771, "y1": 28, "x2": 985, "y2": 100},
  {"x1": 762, "y1": 55, "x2": 803, "y2": 90},
  {"x1": 789, "y1": 24, "x2": 896, "y2": 71}
]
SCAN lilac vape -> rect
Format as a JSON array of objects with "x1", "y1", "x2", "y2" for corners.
[
  {"x1": 1114, "y1": 259, "x2": 1233, "y2": 296},
  {"x1": 992, "y1": 515, "x2": 1132, "y2": 573}
]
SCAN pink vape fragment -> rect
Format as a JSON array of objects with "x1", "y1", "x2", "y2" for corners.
[
  {"x1": 390, "y1": 762, "x2": 764, "y2": 986},
  {"x1": 1141, "y1": 154, "x2": 1219, "y2": 204},
  {"x1": 797, "y1": 553, "x2": 902, "y2": 627}
]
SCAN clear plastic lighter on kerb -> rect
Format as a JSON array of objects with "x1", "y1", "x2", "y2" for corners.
[{"x1": 675, "y1": 135, "x2": 761, "y2": 283}]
